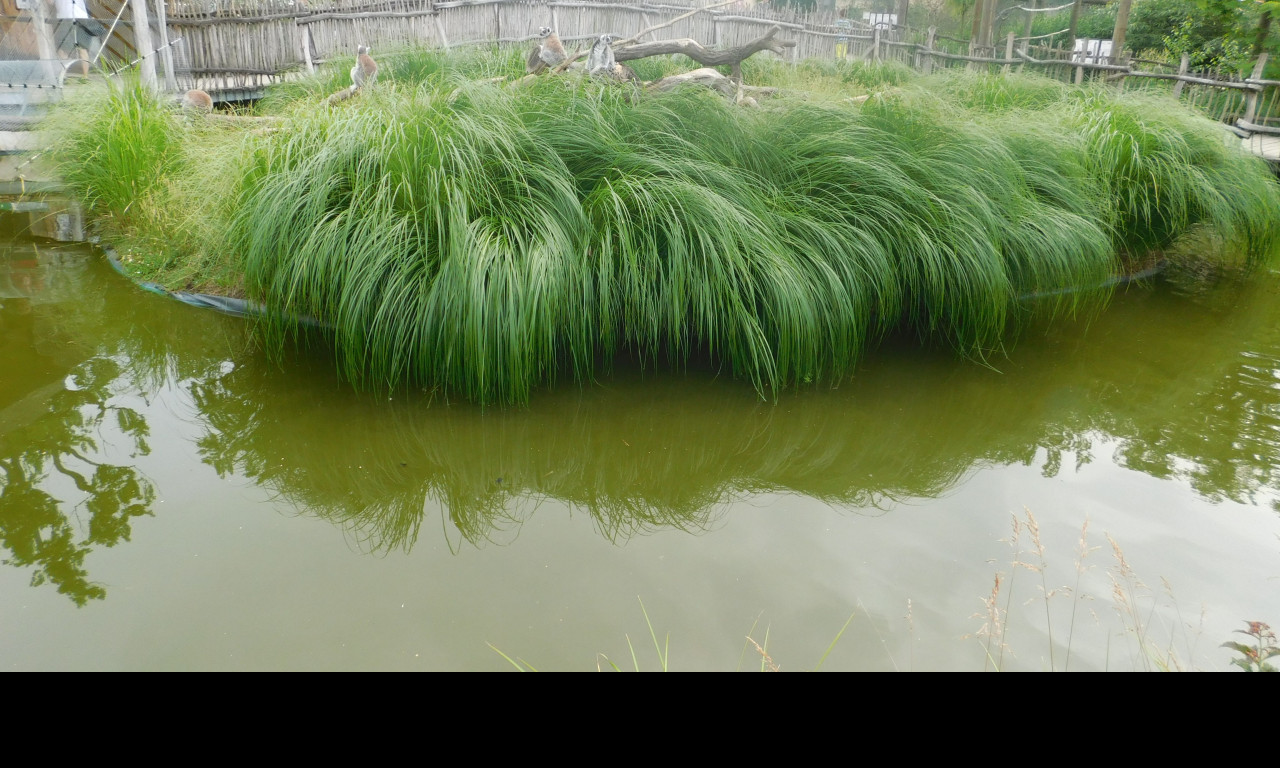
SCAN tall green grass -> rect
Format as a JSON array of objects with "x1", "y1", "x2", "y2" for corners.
[
  {"x1": 50, "y1": 79, "x2": 180, "y2": 219},
  {"x1": 52, "y1": 55, "x2": 1280, "y2": 403}
]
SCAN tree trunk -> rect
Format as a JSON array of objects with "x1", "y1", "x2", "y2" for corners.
[{"x1": 1255, "y1": 10, "x2": 1273, "y2": 58}]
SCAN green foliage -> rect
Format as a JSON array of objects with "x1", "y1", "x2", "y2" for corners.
[
  {"x1": 1222, "y1": 621, "x2": 1279, "y2": 671},
  {"x1": 49, "y1": 79, "x2": 180, "y2": 220},
  {"x1": 1162, "y1": 12, "x2": 1249, "y2": 70},
  {"x1": 928, "y1": 70, "x2": 1070, "y2": 111},
  {"x1": 1025, "y1": 7, "x2": 1114, "y2": 40},
  {"x1": 1067, "y1": 88, "x2": 1280, "y2": 258},
  {"x1": 1142, "y1": 0, "x2": 1272, "y2": 72},
  {"x1": 784, "y1": 57, "x2": 916, "y2": 89},
  {"x1": 1022, "y1": 0, "x2": 1273, "y2": 74},
  {"x1": 1077, "y1": 5, "x2": 1118, "y2": 40},
  {"x1": 1126, "y1": 0, "x2": 1209, "y2": 58}
]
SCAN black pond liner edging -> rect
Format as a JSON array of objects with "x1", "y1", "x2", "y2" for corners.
[
  {"x1": 1016, "y1": 258, "x2": 1169, "y2": 301},
  {"x1": 101, "y1": 241, "x2": 1167, "y2": 327},
  {"x1": 102, "y1": 244, "x2": 328, "y2": 328}
]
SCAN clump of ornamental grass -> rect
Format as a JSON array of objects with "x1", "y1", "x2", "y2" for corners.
[
  {"x1": 53, "y1": 52, "x2": 1280, "y2": 404},
  {"x1": 49, "y1": 79, "x2": 181, "y2": 221},
  {"x1": 255, "y1": 44, "x2": 531, "y2": 113},
  {"x1": 49, "y1": 79, "x2": 250, "y2": 290},
  {"x1": 925, "y1": 70, "x2": 1070, "y2": 112},
  {"x1": 230, "y1": 67, "x2": 1280, "y2": 403},
  {"x1": 230, "y1": 72, "x2": 1111, "y2": 401},
  {"x1": 1066, "y1": 89, "x2": 1280, "y2": 262},
  {"x1": 741, "y1": 55, "x2": 914, "y2": 102}
]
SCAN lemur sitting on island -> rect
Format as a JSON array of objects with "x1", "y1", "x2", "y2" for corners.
[{"x1": 527, "y1": 26, "x2": 567, "y2": 74}]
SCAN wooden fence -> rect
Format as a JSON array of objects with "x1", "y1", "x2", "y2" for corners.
[{"x1": 73, "y1": 0, "x2": 1280, "y2": 132}]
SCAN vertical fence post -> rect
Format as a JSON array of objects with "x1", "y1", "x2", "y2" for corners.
[
  {"x1": 435, "y1": 9, "x2": 450, "y2": 51},
  {"x1": 298, "y1": 20, "x2": 314, "y2": 74},
  {"x1": 30, "y1": 0, "x2": 59, "y2": 85},
  {"x1": 969, "y1": 0, "x2": 982, "y2": 51},
  {"x1": 1020, "y1": 0, "x2": 1035, "y2": 65},
  {"x1": 968, "y1": 0, "x2": 982, "y2": 71},
  {"x1": 1244, "y1": 53, "x2": 1269, "y2": 124},
  {"x1": 1171, "y1": 52, "x2": 1189, "y2": 98},
  {"x1": 153, "y1": 0, "x2": 178, "y2": 91},
  {"x1": 980, "y1": 0, "x2": 995, "y2": 51},
  {"x1": 129, "y1": 0, "x2": 158, "y2": 89},
  {"x1": 1111, "y1": 0, "x2": 1132, "y2": 65},
  {"x1": 1003, "y1": 31, "x2": 1013, "y2": 75},
  {"x1": 872, "y1": 26, "x2": 881, "y2": 61},
  {"x1": 920, "y1": 25, "x2": 934, "y2": 76}
]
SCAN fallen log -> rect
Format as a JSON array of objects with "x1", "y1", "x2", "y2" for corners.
[
  {"x1": 555, "y1": 24, "x2": 796, "y2": 82},
  {"x1": 324, "y1": 87, "x2": 358, "y2": 106},
  {"x1": 646, "y1": 68, "x2": 766, "y2": 107},
  {"x1": 646, "y1": 67, "x2": 737, "y2": 97}
]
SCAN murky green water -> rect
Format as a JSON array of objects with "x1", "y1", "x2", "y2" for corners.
[{"x1": 2, "y1": 233, "x2": 1278, "y2": 671}]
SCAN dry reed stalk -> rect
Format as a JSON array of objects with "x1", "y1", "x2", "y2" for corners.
[
  {"x1": 1106, "y1": 532, "x2": 1152, "y2": 670},
  {"x1": 968, "y1": 571, "x2": 1006, "y2": 672},
  {"x1": 1064, "y1": 517, "x2": 1098, "y2": 671},
  {"x1": 746, "y1": 636, "x2": 780, "y2": 672}
]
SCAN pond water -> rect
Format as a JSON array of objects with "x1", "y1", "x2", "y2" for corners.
[{"x1": 2, "y1": 232, "x2": 1279, "y2": 671}]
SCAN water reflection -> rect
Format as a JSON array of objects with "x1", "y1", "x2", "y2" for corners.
[
  {"x1": 3, "y1": 234, "x2": 1280, "y2": 607},
  {"x1": 185, "y1": 264, "x2": 1280, "y2": 553},
  {"x1": 0, "y1": 238, "x2": 240, "y2": 604}
]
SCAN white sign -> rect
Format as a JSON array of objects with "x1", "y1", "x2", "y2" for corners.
[
  {"x1": 55, "y1": 0, "x2": 90, "y2": 19},
  {"x1": 1072, "y1": 38, "x2": 1113, "y2": 64},
  {"x1": 862, "y1": 13, "x2": 897, "y2": 30}
]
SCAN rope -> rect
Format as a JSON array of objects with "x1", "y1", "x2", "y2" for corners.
[
  {"x1": 8, "y1": 36, "x2": 187, "y2": 177},
  {"x1": 997, "y1": 1, "x2": 1075, "y2": 21},
  {"x1": 106, "y1": 37, "x2": 186, "y2": 79}
]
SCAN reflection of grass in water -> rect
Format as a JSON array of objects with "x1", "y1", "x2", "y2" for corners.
[
  {"x1": 185, "y1": 302, "x2": 1280, "y2": 555},
  {"x1": 176, "y1": 266, "x2": 1280, "y2": 555},
  {"x1": 190, "y1": 362, "x2": 1020, "y2": 554}
]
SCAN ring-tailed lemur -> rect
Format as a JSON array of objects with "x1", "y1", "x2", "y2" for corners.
[
  {"x1": 587, "y1": 33, "x2": 617, "y2": 77},
  {"x1": 181, "y1": 89, "x2": 213, "y2": 114},
  {"x1": 350, "y1": 45, "x2": 378, "y2": 91},
  {"x1": 527, "y1": 26, "x2": 568, "y2": 74}
]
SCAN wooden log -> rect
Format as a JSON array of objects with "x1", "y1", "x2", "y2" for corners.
[
  {"x1": 325, "y1": 86, "x2": 357, "y2": 105},
  {"x1": 1236, "y1": 118, "x2": 1280, "y2": 135},
  {"x1": 609, "y1": 25, "x2": 796, "y2": 67},
  {"x1": 645, "y1": 66, "x2": 766, "y2": 106},
  {"x1": 647, "y1": 67, "x2": 736, "y2": 96}
]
